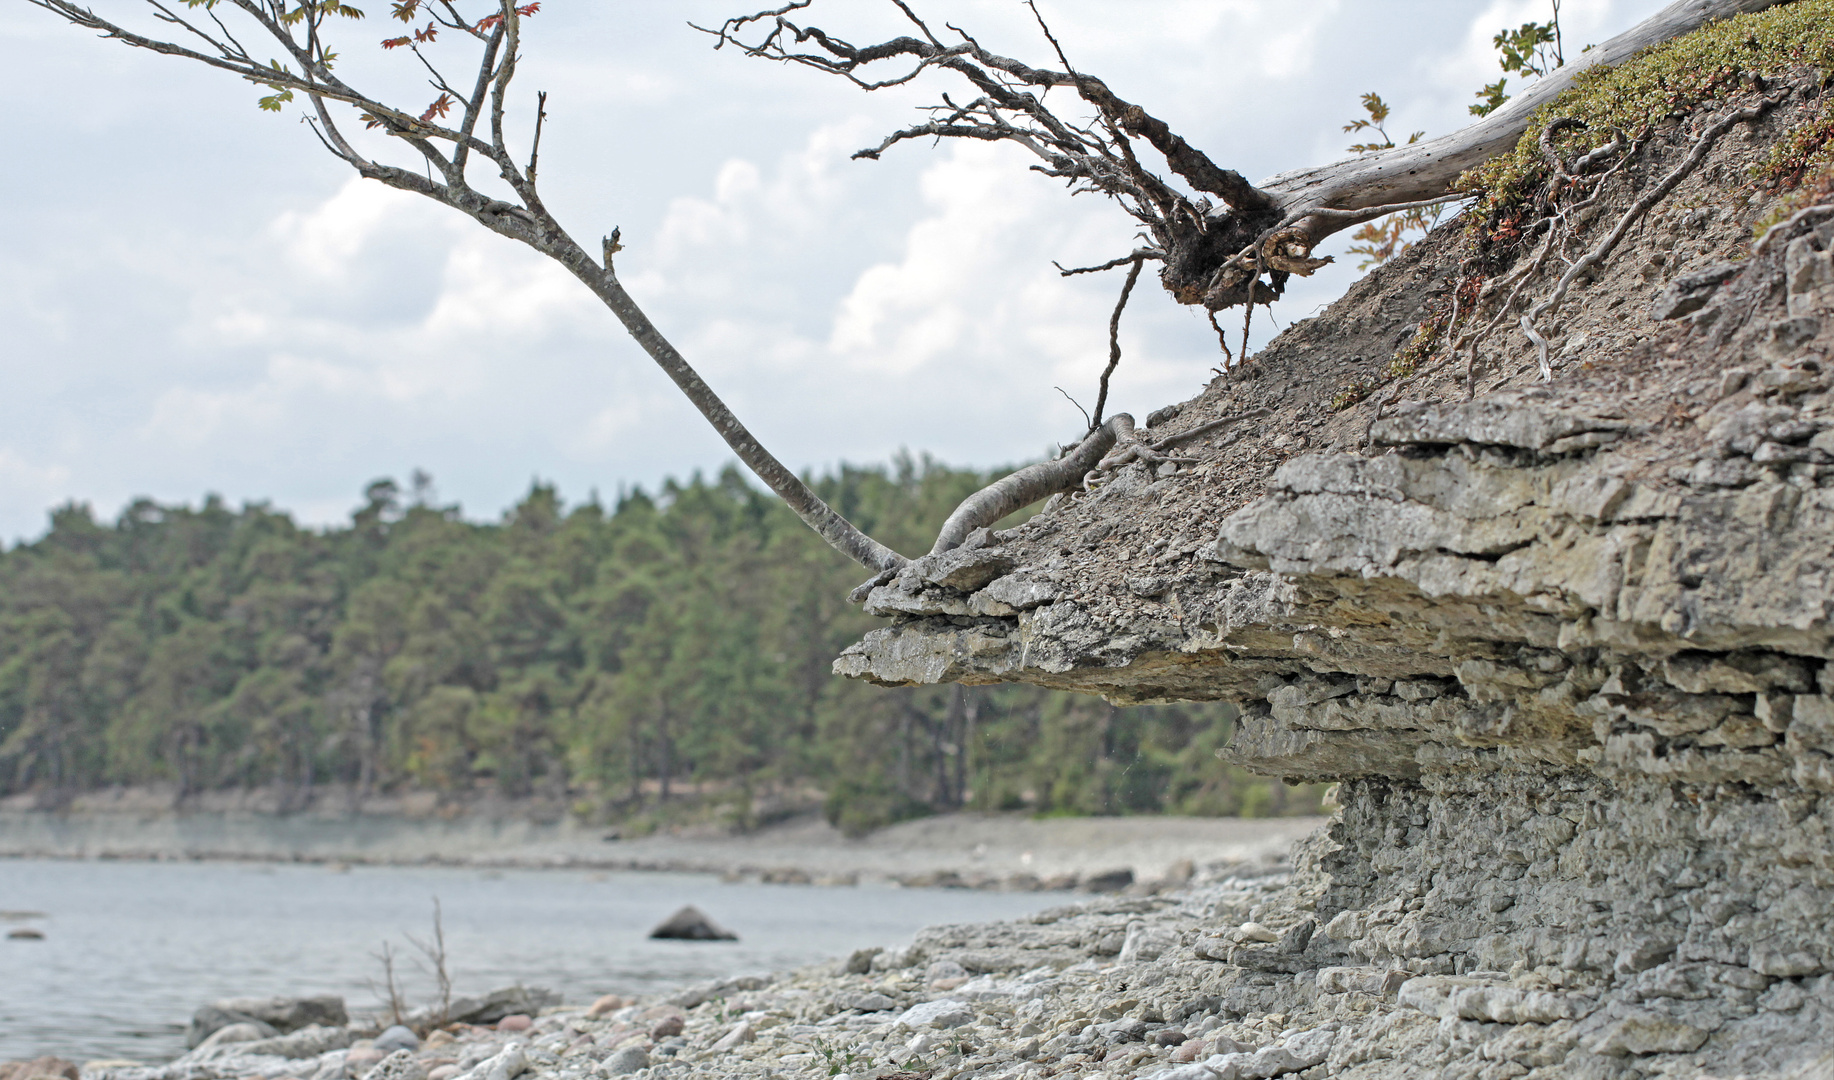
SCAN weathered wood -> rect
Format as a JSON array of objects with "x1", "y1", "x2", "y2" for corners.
[{"x1": 1260, "y1": 0, "x2": 1792, "y2": 243}]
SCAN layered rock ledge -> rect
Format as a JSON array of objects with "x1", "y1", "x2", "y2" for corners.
[{"x1": 829, "y1": 68, "x2": 1834, "y2": 1080}]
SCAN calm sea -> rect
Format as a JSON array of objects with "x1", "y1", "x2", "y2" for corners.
[{"x1": 0, "y1": 858, "x2": 1068, "y2": 1064}]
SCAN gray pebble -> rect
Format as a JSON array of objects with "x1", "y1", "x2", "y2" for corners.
[{"x1": 601, "y1": 1047, "x2": 648, "y2": 1076}]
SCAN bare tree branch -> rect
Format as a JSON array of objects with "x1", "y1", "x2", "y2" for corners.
[
  {"x1": 25, "y1": 0, "x2": 909, "y2": 575},
  {"x1": 929, "y1": 414, "x2": 1135, "y2": 555},
  {"x1": 712, "y1": 0, "x2": 1793, "y2": 317},
  {"x1": 1054, "y1": 248, "x2": 1159, "y2": 276},
  {"x1": 1091, "y1": 255, "x2": 1143, "y2": 428}
]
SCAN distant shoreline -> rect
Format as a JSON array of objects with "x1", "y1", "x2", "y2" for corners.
[{"x1": 0, "y1": 807, "x2": 1324, "y2": 892}]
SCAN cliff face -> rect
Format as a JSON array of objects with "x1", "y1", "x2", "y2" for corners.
[{"x1": 831, "y1": 63, "x2": 1834, "y2": 1078}]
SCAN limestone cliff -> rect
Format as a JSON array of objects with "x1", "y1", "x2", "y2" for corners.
[{"x1": 830, "y1": 38, "x2": 1834, "y2": 1080}]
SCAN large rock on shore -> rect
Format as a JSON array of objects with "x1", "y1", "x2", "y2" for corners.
[
  {"x1": 0, "y1": 1058, "x2": 78, "y2": 1080},
  {"x1": 186, "y1": 995, "x2": 347, "y2": 1048},
  {"x1": 404, "y1": 986, "x2": 559, "y2": 1028}
]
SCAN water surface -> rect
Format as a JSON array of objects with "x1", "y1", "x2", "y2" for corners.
[{"x1": 0, "y1": 858, "x2": 1068, "y2": 1063}]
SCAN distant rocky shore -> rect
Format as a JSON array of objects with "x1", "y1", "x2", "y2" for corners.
[
  {"x1": 11, "y1": 828, "x2": 1829, "y2": 1080},
  {"x1": 7, "y1": 860, "x2": 1340, "y2": 1080},
  {"x1": 0, "y1": 807, "x2": 1320, "y2": 894}
]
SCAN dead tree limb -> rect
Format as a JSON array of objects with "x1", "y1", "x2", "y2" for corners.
[
  {"x1": 928, "y1": 414, "x2": 1135, "y2": 555},
  {"x1": 712, "y1": 0, "x2": 1792, "y2": 314},
  {"x1": 27, "y1": 0, "x2": 1799, "y2": 586},
  {"x1": 25, "y1": 0, "x2": 908, "y2": 575}
]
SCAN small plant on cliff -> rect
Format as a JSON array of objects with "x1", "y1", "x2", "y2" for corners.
[
  {"x1": 1346, "y1": 2, "x2": 1567, "y2": 269},
  {"x1": 1754, "y1": 97, "x2": 1834, "y2": 194},
  {"x1": 1471, "y1": 1, "x2": 1567, "y2": 117},
  {"x1": 1464, "y1": 0, "x2": 1834, "y2": 219},
  {"x1": 1342, "y1": 94, "x2": 1439, "y2": 269},
  {"x1": 811, "y1": 1037, "x2": 864, "y2": 1076}
]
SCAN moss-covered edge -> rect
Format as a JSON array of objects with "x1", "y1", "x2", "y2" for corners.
[{"x1": 1462, "y1": 0, "x2": 1834, "y2": 216}]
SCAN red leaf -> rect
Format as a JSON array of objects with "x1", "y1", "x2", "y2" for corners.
[
  {"x1": 381, "y1": 36, "x2": 410, "y2": 48},
  {"x1": 476, "y1": 5, "x2": 537, "y2": 32},
  {"x1": 419, "y1": 92, "x2": 453, "y2": 123}
]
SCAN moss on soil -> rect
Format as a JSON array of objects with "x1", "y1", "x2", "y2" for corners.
[{"x1": 1464, "y1": 0, "x2": 1834, "y2": 214}]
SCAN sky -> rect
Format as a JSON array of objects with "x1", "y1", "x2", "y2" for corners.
[{"x1": 0, "y1": 0, "x2": 1672, "y2": 543}]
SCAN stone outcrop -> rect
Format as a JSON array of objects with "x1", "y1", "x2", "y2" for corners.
[{"x1": 830, "y1": 77, "x2": 1834, "y2": 1079}]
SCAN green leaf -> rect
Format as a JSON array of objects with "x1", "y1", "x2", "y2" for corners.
[{"x1": 1469, "y1": 78, "x2": 1509, "y2": 117}]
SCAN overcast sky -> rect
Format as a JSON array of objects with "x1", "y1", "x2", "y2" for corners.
[{"x1": 0, "y1": 0, "x2": 1670, "y2": 542}]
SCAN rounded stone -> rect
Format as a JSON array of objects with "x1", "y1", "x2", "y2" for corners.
[
  {"x1": 601, "y1": 1047, "x2": 649, "y2": 1075},
  {"x1": 647, "y1": 1015, "x2": 683, "y2": 1039}
]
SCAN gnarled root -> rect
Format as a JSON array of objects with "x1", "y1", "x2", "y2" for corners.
[
  {"x1": 928, "y1": 414, "x2": 1137, "y2": 557},
  {"x1": 1519, "y1": 94, "x2": 1782, "y2": 379}
]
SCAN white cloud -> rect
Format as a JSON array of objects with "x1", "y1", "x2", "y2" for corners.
[
  {"x1": 272, "y1": 178, "x2": 438, "y2": 279},
  {"x1": 423, "y1": 236, "x2": 601, "y2": 337}
]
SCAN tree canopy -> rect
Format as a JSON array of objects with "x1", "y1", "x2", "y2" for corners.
[{"x1": 0, "y1": 461, "x2": 1318, "y2": 833}]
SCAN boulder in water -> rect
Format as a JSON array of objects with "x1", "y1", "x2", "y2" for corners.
[{"x1": 648, "y1": 905, "x2": 737, "y2": 941}]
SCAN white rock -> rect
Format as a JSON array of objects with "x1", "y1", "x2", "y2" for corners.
[
  {"x1": 362, "y1": 1050, "x2": 427, "y2": 1080},
  {"x1": 709, "y1": 1022, "x2": 755, "y2": 1053},
  {"x1": 197, "y1": 1023, "x2": 272, "y2": 1050},
  {"x1": 460, "y1": 1042, "x2": 526, "y2": 1080},
  {"x1": 1583, "y1": 1011, "x2": 1709, "y2": 1055},
  {"x1": 1450, "y1": 986, "x2": 1572, "y2": 1024},
  {"x1": 894, "y1": 999, "x2": 973, "y2": 1030},
  {"x1": 1315, "y1": 967, "x2": 1404, "y2": 996},
  {"x1": 1119, "y1": 920, "x2": 1178, "y2": 963},
  {"x1": 870, "y1": 945, "x2": 925, "y2": 973},
  {"x1": 598, "y1": 1047, "x2": 647, "y2": 1076},
  {"x1": 1235, "y1": 922, "x2": 1279, "y2": 944}
]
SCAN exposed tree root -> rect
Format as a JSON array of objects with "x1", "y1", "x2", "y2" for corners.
[
  {"x1": 928, "y1": 413, "x2": 1138, "y2": 556},
  {"x1": 1519, "y1": 93, "x2": 1783, "y2": 379},
  {"x1": 1092, "y1": 256, "x2": 1146, "y2": 427}
]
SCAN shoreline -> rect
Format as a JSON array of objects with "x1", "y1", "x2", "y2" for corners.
[{"x1": 0, "y1": 810, "x2": 1324, "y2": 891}]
